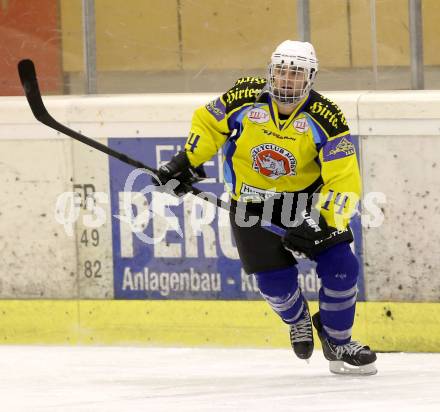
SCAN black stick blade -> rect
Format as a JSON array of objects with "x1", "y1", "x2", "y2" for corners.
[{"x1": 18, "y1": 59, "x2": 50, "y2": 121}]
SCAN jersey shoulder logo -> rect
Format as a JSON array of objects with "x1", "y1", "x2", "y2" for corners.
[
  {"x1": 222, "y1": 77, "x2": 267, "y2": 114},
  {"x1": 251, "y1": 143, "x2": 297, "y2": 179},
  {"x1": 205, "y1": 98, "x2": 226, "y2": 121},
  {"x1": 329, "y1": 136, "x2": 355, "y2": 156},
  {"x1": 323, "y1": 135, "x2": 355, "y2": 161},
  {"x1": 305, "y1": 90, "x2": 349, "y2": 137}
]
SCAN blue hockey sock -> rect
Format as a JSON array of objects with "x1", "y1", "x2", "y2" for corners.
[
  {"x1": 315, "y1": 242, "x2": 359, "y2": 345},
  {"x1": 254, "y1": 266, "x2": 306, "y2": 325}
]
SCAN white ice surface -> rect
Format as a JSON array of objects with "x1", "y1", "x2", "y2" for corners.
[{"x1": 0, "y1": 346, "x2": 439, "y2": 412}]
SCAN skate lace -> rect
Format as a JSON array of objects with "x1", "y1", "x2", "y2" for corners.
[
  {"x1": 335, "y1": 341, "x2": 365, "y2": 359},
  {"x1": 289, "y1": 312, "x2": 312, "y2": 343}
]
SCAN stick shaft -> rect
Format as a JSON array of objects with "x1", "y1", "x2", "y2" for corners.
[{"x1": 17, "y1": 59, "x2": 286, "y2": 237}]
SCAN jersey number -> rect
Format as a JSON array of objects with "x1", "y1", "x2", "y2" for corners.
[
  {"x1": 187, "y1": 133, "x2": 200, "y2": 153},
  {"x1": 322, "y1": 190, "x2": 349, "y2": 215}
]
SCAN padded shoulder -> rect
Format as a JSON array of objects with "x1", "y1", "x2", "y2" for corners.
[
  {"x1": 221, "y1": 77, "x2": 267, "y2": 114},
  {"x1": 304, "y1": 90, "x2": 349, "y2": 137}
]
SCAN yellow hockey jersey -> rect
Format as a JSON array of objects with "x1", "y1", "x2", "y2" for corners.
[{"x1": 184, "y1": 77, "x2": 361, "y2": 229}]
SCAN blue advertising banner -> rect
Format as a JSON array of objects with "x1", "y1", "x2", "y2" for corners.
[{"x1": 108, "y1": 137, "x2": 365, "y2": 301}]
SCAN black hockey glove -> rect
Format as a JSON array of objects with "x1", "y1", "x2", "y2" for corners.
[
  {"x1": 152, "y1": 151, "x2": 206, "y2": 196},
  {"x1": 282, "y1": 210, "x2": 354, "y2": 260}
]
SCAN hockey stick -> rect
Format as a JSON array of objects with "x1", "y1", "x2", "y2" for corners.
[{"x1": 17, "y1": 59, "x2": 286, "y2": 237}]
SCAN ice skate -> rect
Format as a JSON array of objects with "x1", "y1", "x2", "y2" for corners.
[
  {"x1": 312, "y1": 313, "x2": 377, "y2": 375},
  {"x1": 289, "y1": 303, "x2": 314, "y2": 360}
]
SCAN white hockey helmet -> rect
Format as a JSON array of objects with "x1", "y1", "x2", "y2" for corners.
[{"x1": 268, "y1": 40, "x2": 319, "y2": 105}]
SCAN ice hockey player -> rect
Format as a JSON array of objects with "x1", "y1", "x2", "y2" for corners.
[{"x1": 153, "y1": 40, "x2": 377, "y2": 375}]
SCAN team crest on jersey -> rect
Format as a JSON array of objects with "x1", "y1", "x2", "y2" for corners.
[
  {"x1": 293, "y1": 117, "x2": 309, "y2": 133},
  {"x1": 251, "y1": 143, "x2": 297, "y2": 179},
  {"x1": 247, "y1": 107, "x2": 270, "y2": 124},
  {"x1": 323, "y1": 135, "x2": 355, "y2": 161}
]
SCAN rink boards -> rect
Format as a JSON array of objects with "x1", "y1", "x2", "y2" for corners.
[
  {"x1": 0, "y1": 92, "x2": 439, "y2": 350},
  {"x1": 0, "y1": 300, "x2": 439, "y2": 352}
]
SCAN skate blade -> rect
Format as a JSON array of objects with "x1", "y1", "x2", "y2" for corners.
[{"x1": 329, "y1": 361, "x2": 377, "y2": 376}]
